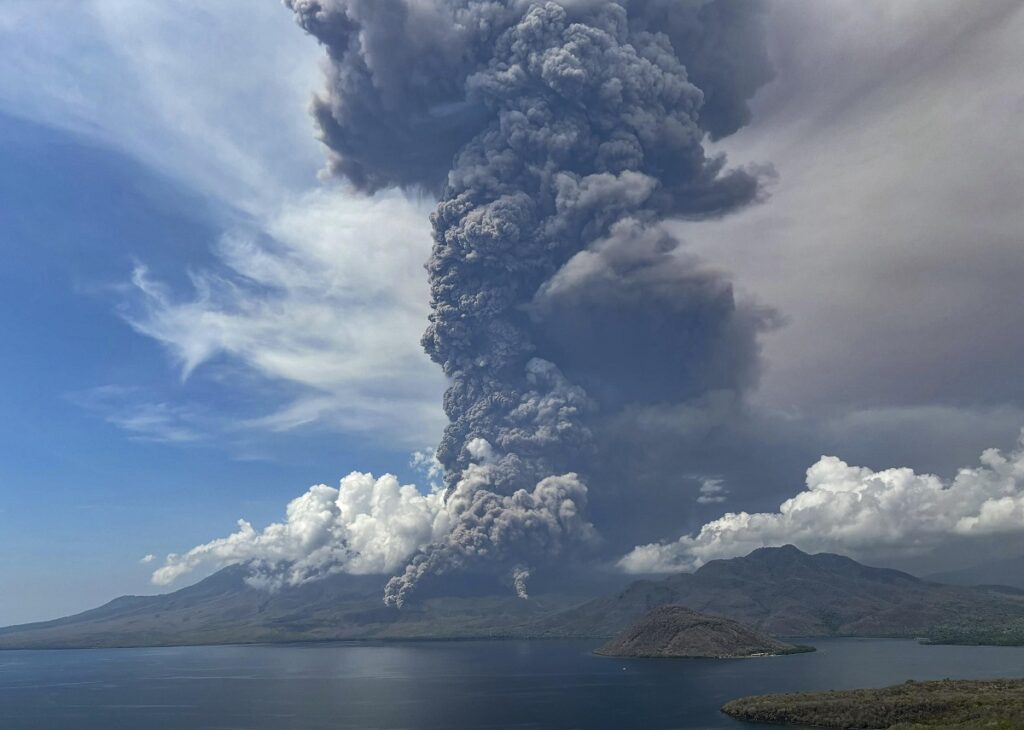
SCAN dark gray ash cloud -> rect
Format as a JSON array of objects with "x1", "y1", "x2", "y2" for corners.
[{"x1": 287, "y1": 0, "x2": 775, "y2": 605}]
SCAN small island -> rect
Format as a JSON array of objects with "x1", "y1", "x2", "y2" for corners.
[
  {"x1": 594, "y1": 605, "x2": 813, "y2": 659},
  {"x1": 722, "y1": 678, "x2": 1024, "y2": 729}
]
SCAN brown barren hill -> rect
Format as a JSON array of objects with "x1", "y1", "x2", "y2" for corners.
[{"x1": 595, "y1": 605, "x2": 812, "y2": 658}]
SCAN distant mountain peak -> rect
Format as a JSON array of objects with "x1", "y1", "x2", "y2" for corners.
[
  {"x1": 738, "y1": 544, "x2": 853, "y2": 564},
  {"x1": 695, "y1": 545, "x2": 915, "y2": 584},
  {"x1": 752, "y1": 544, "x2": 805, "y2": 556},
  {"x1": 736, "y1": 544, "x2": 811, "y2": 563},
  {"x1": 532, "y1": 545, "x2": 1014, "y2": 641}
]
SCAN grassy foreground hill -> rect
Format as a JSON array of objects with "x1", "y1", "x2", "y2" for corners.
[{"x1": 722, "y1": 678, "x2": 1024, "y2": 729}]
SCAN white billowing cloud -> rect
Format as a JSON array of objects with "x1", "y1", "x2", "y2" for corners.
[
  {"x1": 152, "y1": 471, "x2": 451, "y2": 587},
  {"x1": 155, "y1": 439, "x2": 598, "y2": 598},
  {"x1": 620, "y1": 432, "x2": 1024, "y2": 574},
  {"x1": 410, "y1": 448, "x2": 445, "y2": 491},
  {"x1": 125, "y1": 188, "x2": 446, "y2": 447}
]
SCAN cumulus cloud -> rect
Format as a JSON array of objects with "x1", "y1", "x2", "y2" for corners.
[
  {"x1": 151, "y1": 471, "x2": 450, "y2": 587},
  {"x1": 152, "y1": 438, "x2": 595, "y2": 599},
  {"x1": 620, "y1": 432, "x2": 1024, "y2": 573},
  {"x1": 410, "y1": 448, "x2": 445, "y2": 491}
]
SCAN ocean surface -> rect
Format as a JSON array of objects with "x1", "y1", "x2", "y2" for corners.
[{"x1": 3, "y1": 638, "x2": 1024, "y2": 729}]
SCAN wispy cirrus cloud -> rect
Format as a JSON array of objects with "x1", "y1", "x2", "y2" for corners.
[
  {"x1": 70, "y1": 386, "x2": 207, "y2": 444},
  {"x1": 1, "y1": 0, "x2": 447, "y2": 451},
  {"x1": 121, "y1": 189, "x2": 446, "y2": 448},
  {"x1": 0, "y1": 0, "x2": 322, "y2": 211}
]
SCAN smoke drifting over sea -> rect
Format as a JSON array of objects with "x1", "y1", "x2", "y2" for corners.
[{"x1": 281, "y1": 0, "x2": 775, "y2": 605}]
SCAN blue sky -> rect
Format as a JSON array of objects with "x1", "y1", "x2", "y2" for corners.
[
  {"x1": 0, "y1": 110, "x2": 437, "y2": 624},
  {"x1": 2, "y1": 1, "x2": 1024, "y2": 625},
  {"x1": 0, "y1": 0, "x2": 446, "y2": 624}
]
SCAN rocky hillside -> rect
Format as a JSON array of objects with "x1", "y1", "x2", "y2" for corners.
[{"x1": 595, "y1": 605, "x2": 810, "y2": 658}]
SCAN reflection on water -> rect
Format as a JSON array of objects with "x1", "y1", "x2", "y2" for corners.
[{"x1": 2, "y1": 638, "x2": 1024, "y2": 729}]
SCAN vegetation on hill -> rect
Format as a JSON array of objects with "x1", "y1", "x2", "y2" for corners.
[
  {"x1": 921, "y1": 617, "x2": 1024, "y2": 646},
  {"x1": 722, "y1": 678, "x2": 1024, "y2": 729}
]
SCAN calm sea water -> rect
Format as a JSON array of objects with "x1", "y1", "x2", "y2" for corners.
[{"x1": 2, "y1": 638, "x2": 1024, "y2": 729}]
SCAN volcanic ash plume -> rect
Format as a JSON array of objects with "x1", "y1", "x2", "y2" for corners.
[
  {"x1": 513, "y1": 565, "x2": 532, "y2": 600},
  {"x1": 288, "y1": 0, "x2": 774, "y2": 605}
]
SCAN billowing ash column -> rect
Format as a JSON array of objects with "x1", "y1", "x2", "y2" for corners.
[{"x1": 287, "y1": 0, "x2": 774, "y2": 605}]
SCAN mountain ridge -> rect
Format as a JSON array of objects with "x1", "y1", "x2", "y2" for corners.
[
  {"x1": 530, "y1": 545, "x2": 1024, "y2": 640},
  {"x1": 4, "y1": 546, "x2": 1024, "y2": 649}
]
